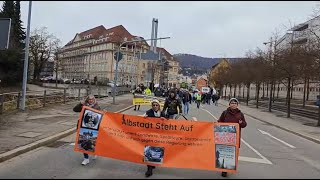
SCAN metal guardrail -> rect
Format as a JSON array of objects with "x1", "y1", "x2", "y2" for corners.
[
  {"x1": 0, "y1": 87, "x2": 131, "y2": 115},
  {"x1": 221, "y1": 96, "x2": 319, "y2": 120},
  {"x1": 256, "y1": 102, "x2": 319, "y2": 120}
]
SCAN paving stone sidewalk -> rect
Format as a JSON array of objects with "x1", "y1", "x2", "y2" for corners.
[{"x1": 0, "y1": 94, "x2": 133, "y2": 154}]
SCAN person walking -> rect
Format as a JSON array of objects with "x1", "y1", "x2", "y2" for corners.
[
  {"x1": 144, "y1": 87, "x2": 152, "y2": 96},
  {"x1": 195, "y1": 91, "x2": 202, "y2": 109},
  {"x1": 143, "y1": 99, "x2": 167, "y2": 177},
  {"x1": 182, "y1": 90, "x2": 192, "y2": 115},
  {"x1": 162, "y1": 89, "x2": 182, "y2": 119},
  {"x1": 133, "y1": 87, "x2": 143, "y2": 111},
  {"x1": 218, "y1": 98, "x2": 247, "y2": 177},
  {"x1": 73, "y1": 95, "x2": 101, "y2": 166}
]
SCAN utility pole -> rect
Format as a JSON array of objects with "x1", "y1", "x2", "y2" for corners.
[
  {"x1": 21, "y1": 1, "x2": 32, "y2": 111},
  {"x1": 131, "y1": 42, "x2": 136, "y2": 90}
]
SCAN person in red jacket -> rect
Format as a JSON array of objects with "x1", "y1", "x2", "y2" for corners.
[{"x1": 218, "y1": 98, "x2": 247, "y2": 177}]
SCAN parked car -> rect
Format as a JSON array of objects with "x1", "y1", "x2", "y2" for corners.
[
  {"x1": 107, "y1": 82, "x2": 120, "y2": 87},
  {"x1": 62, "y1": 78, "x2": 71, "y2": 84}
]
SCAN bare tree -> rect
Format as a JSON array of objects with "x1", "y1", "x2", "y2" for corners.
[{"x1": 29, "y1": 27, "x2": 61, "y2": 82}]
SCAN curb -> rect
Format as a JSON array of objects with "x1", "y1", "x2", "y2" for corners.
[
  {"x1": 0, "y1": 105, "x2": 134, "y2": 163},
  {"x1": 219, "y1": 101, "x2": 320, "y2": 144}
]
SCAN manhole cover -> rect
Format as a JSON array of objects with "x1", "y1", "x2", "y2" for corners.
[
  {"x1": 16, "y1": 132, "x2": 42, "y2": 138},
  {"x1": 45, "y1": 141, "x2": 69, "y2": 148}
]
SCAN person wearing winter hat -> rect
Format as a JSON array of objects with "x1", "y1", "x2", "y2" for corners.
[
  {"x1": 218, "y1": 98, "x2": 247, "y2": 177},
  {"x1": 143, "y1": 98, "x2": 167, "y2": 177}
]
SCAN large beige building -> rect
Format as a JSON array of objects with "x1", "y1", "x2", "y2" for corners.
[
  {"x1": 58, "y1": 25, "x2": 180, "y2": 87},
  {"x1": 58, "y1": 25, "x2": 149, "y2": 85}
]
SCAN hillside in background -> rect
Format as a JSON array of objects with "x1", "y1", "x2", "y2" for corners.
[{"x1": 174, "y1": 53, "x2": 242, "y2": 76}]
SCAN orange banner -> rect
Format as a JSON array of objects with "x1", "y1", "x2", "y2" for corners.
[{"x1": 74, "y1": 106, "x2": 240, "y2": 173}]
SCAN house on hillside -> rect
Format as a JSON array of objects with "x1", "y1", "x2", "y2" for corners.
[
  {"x1": 196, "y1": 76, "x2": 208, "y2": 91},
  {"x1": 209, "y1": 58, "x2": 230, "y2": 89}
]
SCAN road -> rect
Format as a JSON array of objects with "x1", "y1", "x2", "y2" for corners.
[{"x1": 0, "y1": 101, "x2": 320, "y2": 178}]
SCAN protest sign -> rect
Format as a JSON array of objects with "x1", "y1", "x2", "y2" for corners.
[
  {"x1": 74, "y1": 107, "x2": 240, "y2": 173},
  {"x1": 132, "y1": 94, "x2": 165, "y2": 106}
]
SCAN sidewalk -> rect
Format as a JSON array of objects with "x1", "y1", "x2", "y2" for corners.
[
  {"x1": 219, "y1": 99, "x2": 320, "y2": 144},
  {"x1": 0, "y1": 94, "x2": 134, "y2": 162}
]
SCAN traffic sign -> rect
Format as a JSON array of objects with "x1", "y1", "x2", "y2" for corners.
[
  {"x1": 0, "y1": 18, "x2": 11, "y2": 50},
  {"x1": 114, "y1": 52, "x2": 123, "y2": 61}
]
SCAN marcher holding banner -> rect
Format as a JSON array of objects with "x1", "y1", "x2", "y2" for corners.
[
  {"x1": 143, "y1": 99, "x2": 167, "y2": 177},
  {"x1": 73, "y1": 95, "x2": 101, "y2": 166},
  {"x1": 133, "y1": 87, "x2": 143, "y2": 111},
  {"x1": 74, "y1": 108, "x2": 240, "y2": 175},
  {"x1": 162, "y1": 89, "x2": 182, "y2": 119},
  {"x1": 218, "y1": 98, "x2": 247, "y2": 177}
]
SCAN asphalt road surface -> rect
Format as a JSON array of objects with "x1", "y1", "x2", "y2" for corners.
[{"x1": 1, "y1": 101, "x2": 320, "y2": 179}]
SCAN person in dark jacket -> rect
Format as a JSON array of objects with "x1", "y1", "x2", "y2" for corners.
[
  {"x1": 73, "y1": 95, "x2": 101, "y2": 166},
  {"x1": 154, "y1": 87, "x2": 162, "y2": 97},
  {"x1": 162, "y1": 89, "x2": 182, "y2": 119},
  {"x1": 218, "y1": 98, "x2": 247, "y2": 177},
  {"x1": 143, "y1": 99, "x2": 167, "y2": 177},
  {"x1": 182, "y1": 90, "x2": 192, "y2": 115}
]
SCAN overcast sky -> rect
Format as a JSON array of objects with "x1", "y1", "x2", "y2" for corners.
[{"x1": 9, "y1": 1, "x2": 319, "y2": 58}]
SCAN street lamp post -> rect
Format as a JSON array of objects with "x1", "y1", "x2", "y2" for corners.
[
  {"x1": 131, "y1": 42, "x2": 136, "y2": 91},
  {"x1": 263, "y1": 38, "x2": 276, "y2": 112},
  {"x1": 112, "y1": 37, "x2": 170, "y2": 104},
  {"x1": 21, "y1": 1, "x2": 32, "y2": 111}
]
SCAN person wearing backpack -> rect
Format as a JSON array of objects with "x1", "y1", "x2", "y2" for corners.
[{"x1": 218, "y1": 98, "x2": 247, "y2": 177}]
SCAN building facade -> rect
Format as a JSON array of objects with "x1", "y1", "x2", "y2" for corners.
[
  {"x1": 209, "y1": 58, "x2": 230, "y2": 89},
  {"x1": 58, "y1": 25, "x2": 150, "y2": 85},
  {"x1": 196, "y1": 76, "x2": 208, "y2": 91}
]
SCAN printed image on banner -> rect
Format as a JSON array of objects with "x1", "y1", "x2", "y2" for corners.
[
  {"x1": 81, "y1": 109, "x2": 103, "y2": 130},
  {"x1": 143, "y1": 146, "x2": 165, "y2": 164},
  {"x1": 215, "y1": 144, "x2": 236, "y2": 170},
  {"x1": 78, "y1": 128, "x2": 98, "y2": 152},
  {"x1": 214, "y1": 125, "x2": 236, "y2": 145}
]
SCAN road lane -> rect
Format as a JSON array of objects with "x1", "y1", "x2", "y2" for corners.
[
  {"x1": 200, "y1": 102, "x2": 320, "y2": 174},
  {"x1": 0, "y1": 102, "x2": 320, "y2": 178}
]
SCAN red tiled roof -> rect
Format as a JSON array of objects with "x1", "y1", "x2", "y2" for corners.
[
  {"x1": 104, "y1": 25, "x2": 133, "y2": 43},
  {"x1": 156, "y1": 47, "x2": 172, "y2": 59},
  {"x1": 132, "y1": 35, "x2": 150, "y2": 48},
  {"x1": 64, "y1": 25, "x2": 152, "y2": 50},
  {"x1": 79, "y1": 25, "x2": 107, "y2": 38}
]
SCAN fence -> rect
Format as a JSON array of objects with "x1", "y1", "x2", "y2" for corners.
[{"x1": 0, "y1": 86, "x2": 131, "y2": 115}]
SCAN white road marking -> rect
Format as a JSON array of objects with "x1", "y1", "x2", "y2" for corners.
[
  {"x1": 192, "y1": 117, "x2": 198, "y2": 121},
  {"x1": 258, "y1": 129, "x2": 296, "y2": 149},
  {"x1": 201, "y1": 108, "x2": 218, "y2": 121},
  {"x1": 200, "y1": 107, "x2": 272, "y2": 165},
  {"x1": 241, "y1": 138, "x2": 273, "y2": 165},
  {"x1": 238, "y1": 156, "x2": 272, "y2": 164},
  {"x1": 69, "y1": 143, "x2": 75, "y2": 146}
]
